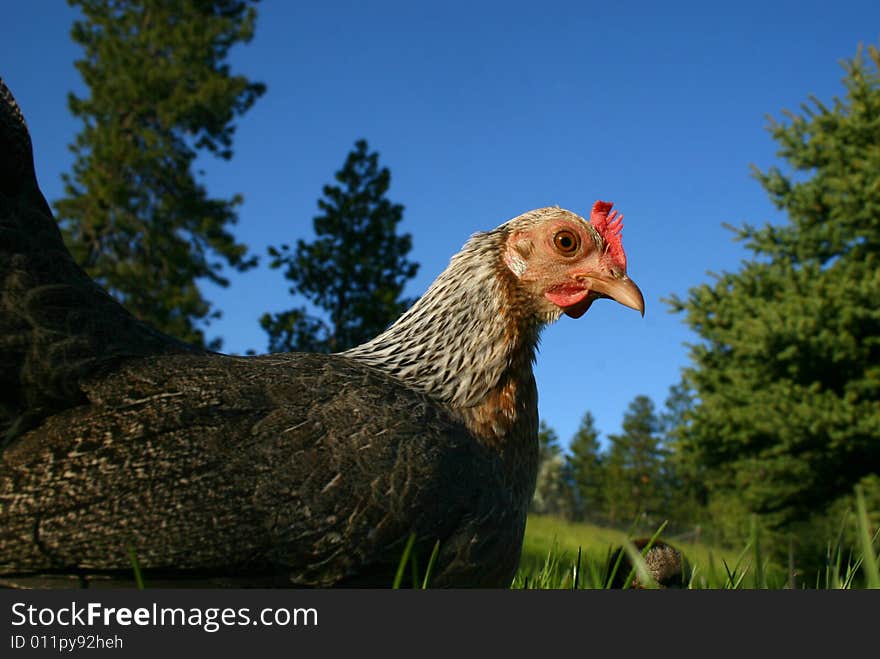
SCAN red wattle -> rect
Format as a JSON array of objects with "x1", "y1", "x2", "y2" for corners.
[{"x1": 545, "y1": 287, "x2": 590, "y2": 310}]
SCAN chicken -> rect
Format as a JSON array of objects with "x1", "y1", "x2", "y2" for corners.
[
  {"x1": 606, "y1": 539, "x2": 686, "y2": 589},
  {"x1": 0, "y1": 78, "x2": 644, "y2": 588}
]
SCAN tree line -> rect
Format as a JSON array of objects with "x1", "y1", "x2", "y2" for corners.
[
  {"x1": 531, "y1": 394, "x2": 697, "y2": 536},
  {"x1": 51, "y1": 1, "x2": 878, "y2": 570}
]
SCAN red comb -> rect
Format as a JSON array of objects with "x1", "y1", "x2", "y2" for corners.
[{"x1": 589, "y1": 200, "x2": 626, "y2": 271}]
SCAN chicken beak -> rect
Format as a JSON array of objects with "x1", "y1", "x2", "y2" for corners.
[{"x1": 590, "y1": 274, "x2": 645, "y2": 317}]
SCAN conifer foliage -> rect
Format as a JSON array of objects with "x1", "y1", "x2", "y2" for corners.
[
  {"x1": 56, "y1": 0, "x2": 265, "y2": 349},
  {"x1": 566, "y1": 412, "x2": 604, "y2": 519},
  {"x1": 262, "y1": 139, "x2": 418, "y2": 353},
  {"x1": 667, "y1": 45, "x2": 880, "y2": 534}
]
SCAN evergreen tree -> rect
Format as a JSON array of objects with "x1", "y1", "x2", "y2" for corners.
[
  {"x1": 537, "y1": 419, "x2": 562, "y2": 465},
  {"x1": 659, "y1": 382, "x2": 706, "y2": 533},
  {"x1": 603, "y1": 396, "x2": 665, "y2": 527},
  {"x1": 262, "y1": 139, "x2": 418, "y2": 353},
  {"x1": 566, "y1": 412, "x2": 605, "y2": 521},
  {"x1": 55, "y1": 0, "x2": 265, "y2": 349},
  {"x1": 667, "y1": 45, "x2": 880, "y2": 544}
]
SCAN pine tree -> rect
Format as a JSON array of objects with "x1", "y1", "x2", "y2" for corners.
[
  {"x1": 603, "y1": 396, "x2": 665, "y2": 527},
  {"x1": 55, "y1": 0, "x2": 265, "y2": 349},
  {"x1": 537, "y1": 419, "x2": 562, "y2": 465},
  {"x1": 659, "y1": 382, "x2": 706, "y2": 533},
  {"x1": 566, "y1": 412, "x2": 605, "y2": 521},
  {"x1": 262, "y1": 139, "x2": 418, "y2": 353},
  {"x1": 667, "y1": 45, "x2": 880, "y2": 545}
]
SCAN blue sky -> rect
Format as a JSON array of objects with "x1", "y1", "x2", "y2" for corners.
[{"x1": 3, "y1": 1, "x2": 878, "y2": 448}]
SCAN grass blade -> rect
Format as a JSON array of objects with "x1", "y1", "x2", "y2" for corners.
[
  {"x1": 855, "y1": 486, "x2": 880, "y2": 589},
  {"x1": 393, "y1": 533, "x2": 417, "y2": 589},
  {"x1": 604, "y1": 544, "x2": 626, "y2": 589},
  {"x1": 127, "y1": 545, "x2": 145, "y2": 590},
  {"x1": 422, "y1": 540, "x2": 441, "y2": 589}
]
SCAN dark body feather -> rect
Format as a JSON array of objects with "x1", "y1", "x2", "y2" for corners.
[
  {"x1": 0, "y1": 78, "x2": 537, "y2": 587},
  {"x1": 2, "y1": 353, "x2": 527, "y2": 587}
]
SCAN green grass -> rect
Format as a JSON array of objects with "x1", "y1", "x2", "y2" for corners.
[
  {"x1": 517, "y1": 515, "x2": 741, "y2": 588},
  {"x1": 514, "y1": 502, "x2": 880, "y2": 589},
  {"x1": 392, "y1": 534, "x2": 441, "y2": 589}
]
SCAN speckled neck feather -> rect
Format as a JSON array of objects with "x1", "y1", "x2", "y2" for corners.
[{"x1": 344, "y1": 216, "x2": 558, "y2": 444}]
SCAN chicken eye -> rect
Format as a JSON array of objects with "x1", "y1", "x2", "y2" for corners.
[{"x1": 553, "y1": 230, "x2": 579, "y2": 254}]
